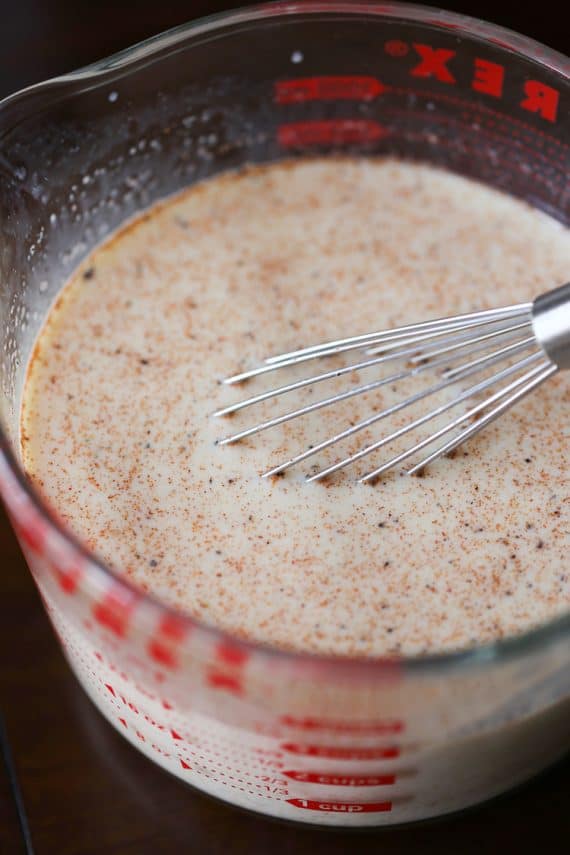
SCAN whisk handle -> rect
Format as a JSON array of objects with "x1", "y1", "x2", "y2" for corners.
[{"x1": 532, "y1": 283, "x2": 570, "y2": 370}]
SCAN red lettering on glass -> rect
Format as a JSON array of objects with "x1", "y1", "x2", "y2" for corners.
[
  {"x1": 472, "y1": 58, "x2": 504, "y2": 98},
  {"x1": 520, "y1": 80, "x2": 559, "y2": 122},
  {"x1": 411, "y1": 44, "x2": 456, "y2": 83}
]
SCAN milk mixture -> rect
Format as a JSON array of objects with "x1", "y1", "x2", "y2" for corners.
[{"x1": 21, "y1": 159, "x2": 570, "y2": 656}]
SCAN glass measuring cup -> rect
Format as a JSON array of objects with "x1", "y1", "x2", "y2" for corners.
[{"x1": 0, "y1": 2, "x2": 568, "y2": 826}]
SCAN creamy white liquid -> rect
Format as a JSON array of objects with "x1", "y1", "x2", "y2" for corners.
[{"x1": 21, "y1": 158, "x2": 570, "y2": 656}]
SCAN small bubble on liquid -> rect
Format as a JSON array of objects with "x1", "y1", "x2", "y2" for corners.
[
  {"x1": 108, "y1": 91, "x2": 119, "y2": 103},
  {"x1": 39, "y1": 280, "x2": 49, "y2": 294},
  {"x1": 291, "y1": 50, "x2": 304, "y2": 64}
]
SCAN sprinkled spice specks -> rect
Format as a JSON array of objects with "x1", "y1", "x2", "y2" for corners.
[{"x1": 20, "y1": 158, "x2": 570, "y2": 657}]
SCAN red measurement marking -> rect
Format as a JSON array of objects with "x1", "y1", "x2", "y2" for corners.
[
  {"x1": 104, "y1": 683, "x2": 116, "y2": 697},
  {"x1": 118, "y1": 718, "x2": 127, "y2": 728},
  {"x1": 282, "y1": 743, "x2": 400, "y2": 760},
  {"x1": 207, "y1": 670, "x2": 243, "y2": 695},
  {"x1": 92, "y1": 586, "x2": 138, "y2": 638},
  {"x1": 278, "y1": 119, "x2": 388, "y2": 148},
  {"x1": 147, "y1": 639, "x2": 178, "y2": 669},
  {"x1": 275, "y1": 76, "x2": 386, "y2": 104},
  {"x1": 180, "y1": 759, "x2": 191, "y2": 770},
  {"x1": 147, "y1": 614, "x2": 188, "y2": 668},
  {"x1": 384, "y1": 39, "x2": 409, "y2": 57},
  {"x1": 284, "y1": 771, "x2": 396, "y2": 787},
  {"x1": 54, "y1": 562, "x2": 83, "y2": 594},
  {"x1": 288, "y1": 798, "x2": 392, "y2": 813},
  {"x1": 280, "y1": 716, "x2": 404, "y2": 734},
  {"x1": 170, "y1": 729, "x2": 183, "y2": 740},
  {"x1": 17, "y1": 518, "x2": 46, "y2": 553},
  {"x1": 122, "y1": 697, "x2": 138, "y2": 714},
  {"x1": 158, "y1": 614, "x2": 187, "y2": 642},
  {"x1": 389, "y1": 85, "x2": 566, "y2": 155},
  {"x1": 215, "y1": 641, "x2": 249, "y2": 668}
]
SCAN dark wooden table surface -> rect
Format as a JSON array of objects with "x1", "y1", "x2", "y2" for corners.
[{"x1": 1, "y1": 2, "x2": 568, "y2": 853}]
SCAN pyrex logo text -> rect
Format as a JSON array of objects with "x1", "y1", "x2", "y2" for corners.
[{"x1": 410, "y1": 43, "x2": 559, "y2": 122}]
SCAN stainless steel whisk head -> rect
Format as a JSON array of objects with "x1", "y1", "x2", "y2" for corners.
[{"x1": 214, "y1": 283, "x2": 570, "y2": 482}]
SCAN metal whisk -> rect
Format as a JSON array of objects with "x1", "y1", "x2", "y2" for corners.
[{"x1": 214, "y1": 283, "x2": 570, "y2": 482}]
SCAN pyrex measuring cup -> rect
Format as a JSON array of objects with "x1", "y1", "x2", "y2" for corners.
[{"x1": 0, "y1": 2, "x2": 568, "y2": 827}]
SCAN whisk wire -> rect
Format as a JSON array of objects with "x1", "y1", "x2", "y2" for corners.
[
  {"x1": 405, "y1": 362, "x2": 557, "y2": 476},
  {"x1": 407, "y1": 321, "x2": 531, "y2": 364},
  {"x1": 216, "y1": 320, "x2": 533, "y2": 418},
  {"x1": 303, "y1": 352, "x2": 545, "y2": 483},
  {"x1": 360, "y1": 361, "x2": 553, "y2": 482},
  {"x1": 265, "y1": 302, "x2": 532, "y2": 365},
  {"x1": 442, "y1": 335, "x2": 537, "y2": 380},
  {"x1": 223, "y1": 314, "x2": 526, "y2": 385},
  {"x1": 215, "y1": 286, "x2": 568, "y2": 481}
]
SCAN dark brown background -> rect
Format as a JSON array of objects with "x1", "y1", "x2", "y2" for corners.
[{"x1": 1, "y1": 2, "x2": 568, "y2": 853}]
